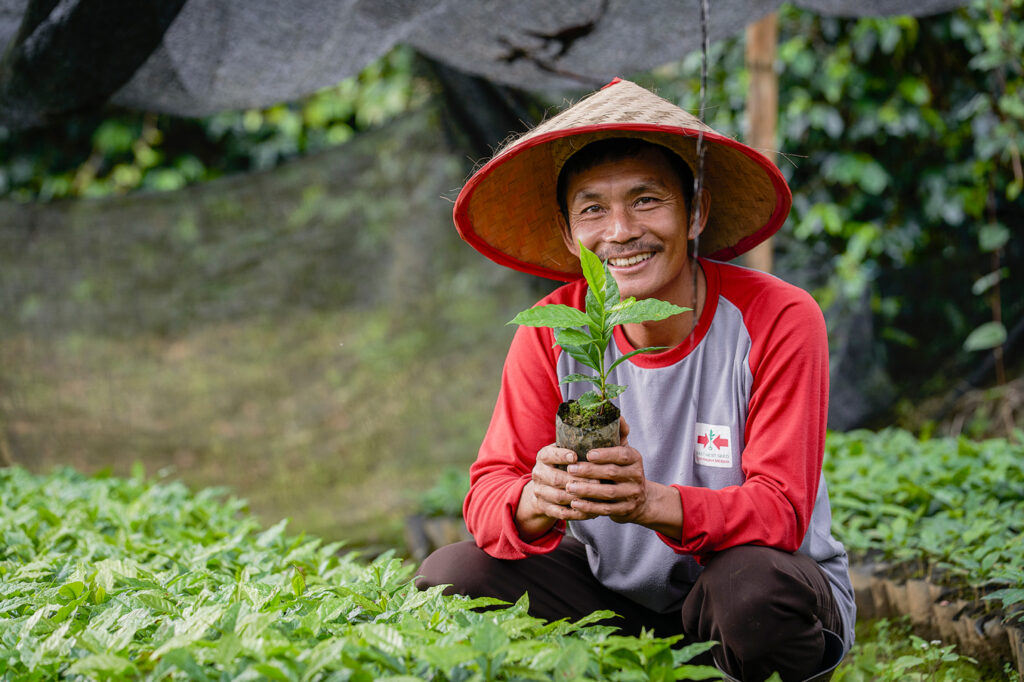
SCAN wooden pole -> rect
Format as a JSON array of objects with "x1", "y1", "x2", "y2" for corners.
[{"x1": 743, "y1": 11, "x2": 779, "y2": 274}]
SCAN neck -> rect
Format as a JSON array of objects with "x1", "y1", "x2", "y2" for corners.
[{"x1": 621, "y1": 259, "x2": 705, "y2": 350}]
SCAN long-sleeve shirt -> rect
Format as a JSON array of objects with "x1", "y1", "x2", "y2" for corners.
[{"x1": 464, "y1": 258, "x2": 855, "y2": 649}]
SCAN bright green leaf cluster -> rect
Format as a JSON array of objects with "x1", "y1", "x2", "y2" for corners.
[
  {"x1": 0, "y1": 466, "x2": 720, "y2": 680},
  {"x1": 824, "y1": 429, "x2": 1024, "y2": 621},
  {"x1": 509, "y1": 243, "x2": 690, "y2": 415}
]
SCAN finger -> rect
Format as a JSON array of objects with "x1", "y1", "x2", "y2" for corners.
[
  {"x1": 531, "y1": 467, "x2": 575, "y2": 496},
  {"x1": 566, "y1": 461, "x2": 634, "y2": 483},
  {"x1": 573, "y1": 464, "x2": 634, "y2": 485},
  {"x1": 619, "y1": 417, "x2": 630, "y2": 442},
  {"x1": 566, "y1": 480, "x2": 621, "y2": 501},
  {"x1": 567, "y1": 480, "x2": 643, "y2": 501},
  {"x1": 532, "y1": 482, "x2": 579, "y2": 507},
  {"x1": 538, "y1": 497, "x2": 597, "y2": 521},
  {"x1": 569, "y1": 497, "x2": 640, "y2": 520},
  {"x1": 580, "y1": 446, "x2": 640, "y2": 467},
  {"x1": 537, "y1": 444, "x2": 577, "y2": 467}
]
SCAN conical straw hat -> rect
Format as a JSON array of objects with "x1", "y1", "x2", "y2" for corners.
[{"x1": 453, "y1": 78, "x2": 792, "y2": 281}]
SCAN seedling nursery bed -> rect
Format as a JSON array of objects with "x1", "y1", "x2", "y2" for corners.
[
  {"x1": 825, "y1": 429, "x2": 1024, "y2": 676},
  {"x1": 850, "y1": 562, "x2": 1024, "y2": 676}
]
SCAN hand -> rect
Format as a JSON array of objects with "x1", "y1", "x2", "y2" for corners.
[
  {"x1": 515, "y1": 443, "x2": 597, "y2": 541},
  {"x1": 562, "y1": 418, "x2": 651, "y2": 524}
]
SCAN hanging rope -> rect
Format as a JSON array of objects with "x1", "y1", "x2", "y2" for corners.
[{"x1": 691, "y1": 0, "x2": 710, "y2": 336}]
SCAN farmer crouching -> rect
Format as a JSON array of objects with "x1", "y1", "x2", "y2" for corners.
[{"x1": 416, "y1": 78, "x2": 855, "y2": 682}]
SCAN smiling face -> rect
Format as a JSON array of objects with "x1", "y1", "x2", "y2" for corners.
[{"x1": 559, "y1": 145, "x2": 708, "y2": 306}]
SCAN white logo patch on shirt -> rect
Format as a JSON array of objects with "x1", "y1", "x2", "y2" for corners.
[{"x1": 694, "y1": 423, "x2": 733, "y2": 468}]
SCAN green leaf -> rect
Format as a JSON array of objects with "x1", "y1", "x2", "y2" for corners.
[
  {"x1": 576, "y1": 392, "x2": 603, "y2": 409},
  {"x1": 586, "y1": 287, "x2": 607, "y2": 337},
  {"x1": 560, "y1": 344, "x2": 601, "y2": 374},
  {"x1": 256, "y1": 518, "x2": 289, "y2": 547},
  {"x1": 299, "y1": 639, "x2": 348, "y2": 681},
  {"x1": 608, "y1": 298, "x2": 690, "y2": 327},
  {"x1": 554, "y1": 641, "x2": 591, "y2": 680},
  {"x1": 291, "y1": 569, "x2": 306, "y2": 597},
  {"x1": 579, "y1": 242, "x2": 606, "y2": 307},
  {"x1": 111, "y1": 608, "x2": 159, "y2": 652},
  {"x1": 971, "y1": 269, "x2": 1005, "y2": 296},
  {"x1": 58, "y1": 581, "x2": 87, "y2": 600},
  {"x1": 604, "y1": 384, "x2": 626, "y2": 399},
  {"x1": 963, "y1": 321, "x2": 1007, "y2": 351},
  {"x1": 135, "y1": 590, "x2": 179, "y2": 615},
  {"x1": 470, "y1": 621, "x2": 509, "y2": 655},
  {"x1": 608, "y1": 347, "x2": 669, "y2": 373},
  {"x1": 250, "y1": 662, "x2": 295, "y2": 681},
  {"x1": 1008, "y1": 179, "x2": 1022, "y2": 202},
  {"x1": 984, "y1": 588, "x2": 1024, "y2": 606},
  {"x1": 671, "y1": 664, "x2": 726, "y2": 680},
  {"x1": 67, "y1": 654, "x2": 138, "y2": 677},
  {"x1": 978, "y1": 222, "x2": 1010, "y2": 252},
  {"x1": 414, "y1": 641, "x2": 478, "y2": 670},
  {"x1": 553, "y1": 328, "x2": 596, "y2": 350},
  {"x1": 559, "y1": 373, "x2": 599, "y2": 385},
  {"x1": 509, "y1": 304, "x2": 590, "y2": 329},
  {"x1": 603, "y1": 259, "x2": 620, "y2": 307},
  {"x1": 673, "y1": 640, "x2": 718, "y2": 663}
]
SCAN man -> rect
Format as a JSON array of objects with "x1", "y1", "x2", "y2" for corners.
[{"x1": 417, "y1": 78, "x2": 855, "y2": 682}]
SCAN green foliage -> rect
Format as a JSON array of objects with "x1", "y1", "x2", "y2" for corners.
[
  {"x1": 648, "y1": 1, "x2": 1024, "y2": 396},
  {"x1": 835, "y1": 618, "x2": 995, "y2": 682},
  {"x1": 509, "y1": 242, "x2": 689, "y2": 414},
  {"x1": 962, "y1": 320, "x2": 1007, "y2": 351},
  {"x1": 0, "y1": 466, "x2": 721, "y2": 680},
  {"x1": 0, "y1": 46, "x2": 424, "y2": 201},
  {"x1": 823, "y1": 429, "x2": 1024, "y2": 620},
  {"x1": 415, "y1": 467, "x2": 470, "y2": 518}
]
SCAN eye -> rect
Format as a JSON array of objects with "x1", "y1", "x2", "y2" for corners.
[
  {"x1": 578, "y1": 204, "x2": 602, "y2": 215},
  {"x1": 634, "y1": 196, "x2": 659, "y2": 207}
]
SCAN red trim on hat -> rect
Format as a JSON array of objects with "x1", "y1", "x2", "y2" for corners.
[
  {"x1": 602, "y1": 77, "x2": 623, "y2": 90},
  {"x1": 453, "y1": 122, "x2": 792, "y2": 281}
]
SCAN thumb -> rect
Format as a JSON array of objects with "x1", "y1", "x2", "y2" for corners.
[{"x1": 619, "y1": 416, "x2": 630, "y2": 444}]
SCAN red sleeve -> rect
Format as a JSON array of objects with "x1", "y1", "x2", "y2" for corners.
[
  {"x1": 462, "y1": 287, "x2": 580, "y2": 558},
  {"x1": 659, "y1": 276, "x2": 829, "y2": 557}
]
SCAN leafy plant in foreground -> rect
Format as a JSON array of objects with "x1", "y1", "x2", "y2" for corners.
[
  {"x1": 0, "y1": 466, "x2": 721, "y2": 680},
  {"x1": 509, "y1": 242, "x2": 689, "y2": 417}
]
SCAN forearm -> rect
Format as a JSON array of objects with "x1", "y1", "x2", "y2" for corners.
[{"x1": 636, "y1": 481, "x2": 683, "y2": 540}]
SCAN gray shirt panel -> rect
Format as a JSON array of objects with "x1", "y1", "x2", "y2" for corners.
[{"x1": 558, "y1": 293, "x2": 855, "y2": 650}]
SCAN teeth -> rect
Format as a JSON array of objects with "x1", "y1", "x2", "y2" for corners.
[{"x1": 609, "y1": 253, "x2": 653, "y2": 267}]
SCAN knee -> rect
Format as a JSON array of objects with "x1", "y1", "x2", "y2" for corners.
[
  {"x1": 415, "y1": 541, "x2": 496, "y2": 596},
  {"x1": 695, "y1": 547, "x2": 816, "y2": 650}
]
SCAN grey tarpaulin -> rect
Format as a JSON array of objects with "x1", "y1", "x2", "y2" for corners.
[{"x1": 0, "y1": 0, "x2": 970, "y2": 128}]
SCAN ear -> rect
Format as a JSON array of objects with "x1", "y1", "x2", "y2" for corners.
[
  {"x1": 558, "y1": 212, "x2": 579, "y2": 256},
  {"x1": 688, "y1": 188, "x2": 711, "y2": 240}
]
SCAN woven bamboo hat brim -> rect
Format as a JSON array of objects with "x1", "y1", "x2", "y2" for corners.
[{"x1": 453, "y1": 78, "x2": 792, "y2": 281}]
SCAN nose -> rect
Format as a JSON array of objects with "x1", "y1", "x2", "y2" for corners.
[{"x1": 605, "y1": 206, "x2": 644, "y2": 243}]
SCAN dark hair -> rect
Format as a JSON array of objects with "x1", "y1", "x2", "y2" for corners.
[{"x1": 556, "y1": 138, "x2": 695, "y2": 221}]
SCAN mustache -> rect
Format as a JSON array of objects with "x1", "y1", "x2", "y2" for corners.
[{"x1": 595, "y1": 241, "x2": 664, "y2": 261}]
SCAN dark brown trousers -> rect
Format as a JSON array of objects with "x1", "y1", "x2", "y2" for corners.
[{"x1": 416, "y1": 538, "x2": 844, "y2": 682}]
